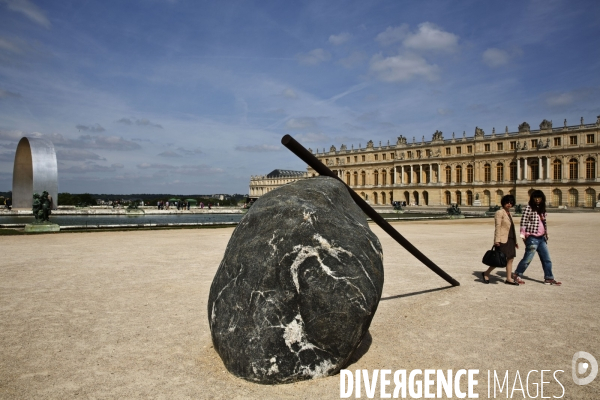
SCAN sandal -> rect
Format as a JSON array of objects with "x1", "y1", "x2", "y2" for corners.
[
  {"x1": 512, "y1": 273, "x2": 525, "y2": 285},
  {"x1": 544, "y1": 279, "x2": 562, "y2": 286},
  {"x1": 481, "y1": 272, "x2": 490, "y2": 284},
  {"x1": 505, "y1": 280, "x2": 519, "y2": 286}
]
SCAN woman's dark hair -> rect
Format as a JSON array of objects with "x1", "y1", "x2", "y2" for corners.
[
  {"x1": 501, "y1": 194, "x2": 516, "y2": 206},
  {"x1": 529, "y1": 190, "x2": 546, "y2": 214}
]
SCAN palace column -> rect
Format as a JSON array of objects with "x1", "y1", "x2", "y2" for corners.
[
  {"x1": 517, "y1": 158, "x2": 521, "y2": 181},
  {"x1": 523, "y1": 158, "x2": 528, "y2": 180},
  {"x1": 410, "y1": 165, "x2": 414, "y2": 184},
  {"x1": 546, "y1": 157, "x2": 550, "y2": 181}
]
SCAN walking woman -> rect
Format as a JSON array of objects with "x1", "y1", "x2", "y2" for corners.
[
  {"x1": 514, "y1": 190, "x2": 561, "y2": 285},
  {"x1": 483, "y1": 194, "x2": 520, "y2": 285}
]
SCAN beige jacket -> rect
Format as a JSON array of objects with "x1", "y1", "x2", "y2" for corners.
[{"x1": 494, "y1": 209, "x2": 515, "y2": 244}]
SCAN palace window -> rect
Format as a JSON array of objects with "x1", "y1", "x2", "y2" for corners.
[
  {"x1": 361, "y1": 155, "x2": 365, "y2": 161},
  {"x1": 445, "y1": 166, "x2": 452, "y2": 183},
  {"x1": 510, "y1": 141, "x2": 516, "y2": 150},
  {"x1": 467, "y1": 145, "x2": 473, "y2": 153},
  {"x1": 496, "y1": 163, "x2": 504, "y2": 181},
  {"x1": 570, "y1": 136, "x2": 578, "y2": 145},
  {"x1": 354, "y1": 156, "x2": 358, "y2": 162},
  {"x1": 325, "y1": 159, "x2": 329, "y2": 165},
  {"x1": 586, "y1": 158, "x2": 596, "y2": 179},
  {"x1": 553, "y1": 160, "x2": 562, "y2": 181},
  {"x1": 466, "y1": 165, "x2": 474, "y2": 183},
  {"x1": 456, "y1": 146, "x2": 462, "y2": 155},
  {"x1": 416, "y1": 150, "x2": 422, "y2": 158},
  {"x1": 374, "y1": 170, "x2": 379, "y2": 185},
  {"x1": 353, "y1": 172, "x2": 358, "y2": 185},
  {"x1": 445, "y1": 147, "x2": 451, "y2": 155},
  {"x1": 407, "y1": 151, "x2": 412, "y2": 159},
  {"x1": 587, "y1": 134, "x2": 595, "y2": 144},
  {"x1": 390, "y1": 153, "x2": 395, "y2": 159},
  {"x1": 346, "y1": 172, "x2": 351, "y2": 185},
  {"x1": 530, "y1": 159, "x2": 539, "y2": 180},
  {"x1": 554, "y1": 137, "x2": 561, "y2": 146},
  {"x1": 361, "y1": 171, "x2": 366, "y2": 185},
  {"x1": 497, "y1": 143, "x2": 503, "y2": 151},
  {"x1": 510, "y1": 162, "x2": 517, "y2": 181},
  {"x1": 531, "y1": 139, "x2": 538, "y2": 148},
  {"x1": 347, "y1": 157, "x2": 350, "y2": 163},
  {"x1": 426, "y1": 149, "x2": 431, "y2": 157},
  {"x1": 569, "y1": 158, "x2": 578, "y2": 179},
  {"x1": 374, "y1": 154, "x2": 379, "y2": 161},
  {"x1": 484, "y1": 144, "x2": 490, "y2": 152},
  {"x1": 382, "y1": 170, "x2": 387, "y2": 185},
  {"x1": 455, "y1": 165, "x2": 463, "y2": 182},
  {"x1": 484, "y1": 164, "x2": 491, "y2": 182},
  {"x1": 382, "y1": 154, "x2": 387, "y2": 160}
]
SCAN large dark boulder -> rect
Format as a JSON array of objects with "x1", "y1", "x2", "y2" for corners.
[{"x1": 208, "y1": 176, "x2": 384, "y2": 384}]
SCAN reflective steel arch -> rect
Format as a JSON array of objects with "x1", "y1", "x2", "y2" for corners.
[{"x1": 12, "y1": 137, "x2": 58, "y2": 209}]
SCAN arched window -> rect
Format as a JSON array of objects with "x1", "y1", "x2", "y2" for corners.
[
  {"x1": 467, "y1": 165, "x2": 474, "y2": 183},
  {"x1": 585, "y1": 188, "x2": 596, "y2": 207},
  {"x1": 423, "y1": 191, "x2": 429, "y2": 205},
  {"x1": 382, "y1": 170, "x2": 387, "y2": 185},
  {"x1": 389, "y1": 191, "x2": 393, "y2": 203},
  {"x1": 374, "y1": 170, "x2": 379, "y2": 186},
  {"x1": 496, "y1": 163, "x2": 504, "y2": 182},
  {"x1": 484, "y1": 164, "x2": 491, "y2": 182},
  {"x1": 466, "y1": 191, "x2": 473, "y2": 206},
  {"x1": 381, "y1": 192, "x2": 386, "y2": 205},
  {"x1": 553, "y1": 159, "x2": 562, "y2": 181},
  {"x1": 530, "y1": 159, "x2": 539, "y2": 180},
  {"x1": 412, "y1": 191, "x2": 419, "y2": 205},
  {"x1": 569, "y1": 188, "x2": 578, "y2": 207},
  {"x1": 569, "y1": 158, "x2": 578, "y2": 180},
  {"x1": 445, "y1": 191, "x2": 451, "y2": 205},
  {"x1": 445, "y1": 166, "x2": 452, "y2": 183},
  {"x1": 552, "y1": 189, "x2": 562, "y2": 206},
  {"x1": 353, "y1": 171, "x2": 358, "y2": 186},
  {"x1": 346, "y1": 172, "x2": 351, "y2": 185},
  {"x1": 373, "y1": 192, "x2": 378, "y2": 204},
  {"x1": 586, "y1": 157, "x2": 596, "y2": 179},
  {"x1": 456, "y1": 191, "x2": 462, "y2": 205},
  {"x1": 390, "y1": 169, "x2": 395, "y2": 184},
  {"x1": 455, "y1": 165, "x2": 462, "y2": 183},
  {"x1": 404, "y1": 191, "x2": 410, "y2": 204},
  {"x1": 510, "y1": 161, "x2": 517, "y2": 181},
  {"x1": 361, "y1": 171, "x2": 366, "y2": 185},
  {"x1": 496, "y1": 190, "x2": 504, "y2": 205}
]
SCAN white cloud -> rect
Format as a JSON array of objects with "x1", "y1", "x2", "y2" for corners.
[
  {"x1": 338, "y1": 51, "x2": 366, "y2": 69},
  {"x1": 369, "y1": 53, "x2": 440, "y2": 83},
  {"x1": 437, "y1": 108, "x2": 452, "y2": 115},
  {"x1": 0, "y1": 88, "x2": 21, "y2": 98},
  {"x1": 403, "y1": 22, "x2": 458, "y2": 52},
  {"x1": 482, "y1": 48, "x2": 510, "y2": 67},
  {"x1": 158, "y1": 150, "x2": 182, "y2": 157},
  {"x1": 1, "y1": 0, "x2": 51, "y2": 28},
  {"x1": 375, "y1": 25, "x2": 409, "y2": 46},
  {"x1": 234, "y1": 144, "x2": 281, "y2": 152},
  {"x1": 0, "y1": 37, "x2": 22, "y2": 53},
  {"x1": 285, "y1": 117, "x2": 317, "y2": 130},
  {"x1": 282, "y1": 88, "x2": 298, "y2": 99},
  {"x1": 295, "y1": 132, "x2": 329, "y2": 143},
  {"x1": 546, "y1": 93, "x2": 574, "y2": 106},
  {"x1": 76, "y1": 123, "x2": 105, "y2": 133},
  {"x1": 60, "y1": 162, "x2": 119, "y2": 174},
  {"x1": 295, "y1": 48, "x2": 331, "y2": 66},
  {"x1": 329, "y1": 32, "x2": 351, "y2": 45},
  {"x1": 56, "y1": 149, "x2": 106, "y2": 161},
  {"x1": 117, "y1": 117, "x2": 163, "y2": 128}
]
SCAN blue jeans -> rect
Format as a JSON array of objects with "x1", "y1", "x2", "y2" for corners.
[{"x1": 515, "y1": 236, "x2": 554, "y2": 280}]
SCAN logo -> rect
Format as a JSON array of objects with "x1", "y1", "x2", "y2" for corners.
[{"x1": 572, "y1": 351, "x2": 598, "y2": 386}]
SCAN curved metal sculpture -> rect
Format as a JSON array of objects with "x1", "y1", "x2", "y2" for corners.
[{"x1": 12, "y1": 137, "x2": 58, "y2": 210}]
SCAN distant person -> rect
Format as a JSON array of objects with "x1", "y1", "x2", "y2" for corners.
[
  {"x1": 482, "y1": 195, "x2": 520, "y2": 285},
  {"x1": 187, "y1": 202, "x2": 190, "y2": 210},
  {"x1": 514, "y1": 190, "x2": 561, "y2": 286},
  {"x1": 200, "y1": 202, "x2": 204, "y2": 209}
]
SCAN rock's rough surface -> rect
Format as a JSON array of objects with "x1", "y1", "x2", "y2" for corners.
[{"x1": 208, "y1": 176, "x2": 384, "y2": 384}]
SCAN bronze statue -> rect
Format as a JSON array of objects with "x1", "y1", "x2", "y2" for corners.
[{"x1": 32, "y1": 191, "x2": 52, "y2": 222}]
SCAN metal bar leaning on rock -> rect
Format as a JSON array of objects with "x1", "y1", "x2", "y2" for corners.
[{"x1": 281, "y1": 134, "x2": 460, "y2": 287}]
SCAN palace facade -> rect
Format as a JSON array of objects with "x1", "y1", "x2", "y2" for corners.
[
  {"x1": 249, "y1": 169, "x2": 310, "y2": 200},
  {"x1": 306, "y1": 116, "x2": 600, "y2": 208}
]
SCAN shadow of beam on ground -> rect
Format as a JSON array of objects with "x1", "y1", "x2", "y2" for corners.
[{"x1": 380, "y1": 286, "x2": 454, "y2": 301}]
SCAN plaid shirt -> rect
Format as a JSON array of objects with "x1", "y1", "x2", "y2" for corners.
[{"x1": 520, "y1": 205, "x2": 547, "y2": 236}]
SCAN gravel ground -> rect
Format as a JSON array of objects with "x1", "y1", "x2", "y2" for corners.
[{"x1": 1, "y1": 213, "x2": 598, "y2": 399}]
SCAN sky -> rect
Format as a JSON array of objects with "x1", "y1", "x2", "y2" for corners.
[{"x1": 1, "y1": 0, "x2": 599, "y2": 195}]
